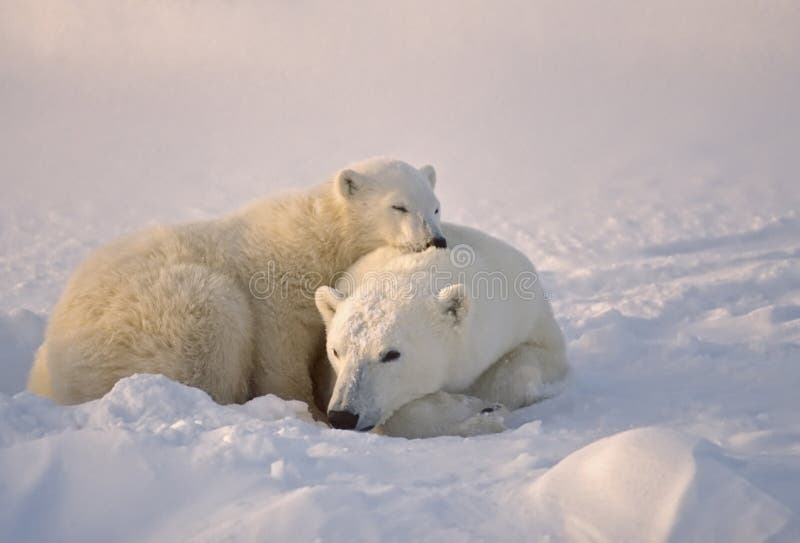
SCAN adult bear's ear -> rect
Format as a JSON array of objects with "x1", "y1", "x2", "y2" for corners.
[
  {"x1": 419, "y1": 164, "x2": 436, "y2": 189},
  {"x1": 435, "y1": 283, "x2": 469, "y2": 325},
  {"x1": 315, "y1": 286, "x2": 345, "y2": 326},
  {"x1": 335, "y1": 168, "x2": 368, "y2": 200}
]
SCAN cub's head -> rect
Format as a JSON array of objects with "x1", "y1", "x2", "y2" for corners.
[
  {"x1": 333, "y1": 158, "x2": 445, "y2": 252},
  {"x1": 315, "y1": 281, "x2": 470, "y2": 432}
]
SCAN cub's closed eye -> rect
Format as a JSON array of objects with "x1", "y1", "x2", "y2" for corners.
[
  {"x1": 391, "y1": 205, "x2": 408, "y2": 213},
  {"x1": 332, "y1": 348, "x2": 339, "y2": 358},
  {"x1": 380, "y1": 350, "x2": 401, "y2": 363}
]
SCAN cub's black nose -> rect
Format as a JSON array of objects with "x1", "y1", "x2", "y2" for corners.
[
  {"x1": 328, "y1": 410, "x2": 359, "y2": 430},
  {"x1": 429, "y1": 236, "x2": 447, "y2": 249}
]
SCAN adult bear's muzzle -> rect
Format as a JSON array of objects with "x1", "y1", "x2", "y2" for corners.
[
  {"x1": 327, "y1": 409, "x2": 376, "y2": 432},
  {"x1": 328, "y1": 409, "x2": 359, "y2": 430}
]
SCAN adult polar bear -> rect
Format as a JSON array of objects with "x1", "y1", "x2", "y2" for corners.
[
  {"x1": 28, "y1": 158, "x2": 445, "y2": 418},
  {"x1": 315, "y1": 223, "x2": 569, "y2": 438}
]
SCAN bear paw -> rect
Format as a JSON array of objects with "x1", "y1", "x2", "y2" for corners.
[{"x1": 455, "y1": 406, "x2": 509, "y2": 437}]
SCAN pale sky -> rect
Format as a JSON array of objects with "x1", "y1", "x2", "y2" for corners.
[{"x1": 2, "y1": 1, "x2": 798, "y2": 204}]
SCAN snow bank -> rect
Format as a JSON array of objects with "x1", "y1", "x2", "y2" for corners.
[
  {"x1": 1, "y1": 377, "x2": 796, "y2": 542},
  {"x1": 0, "y1": 375, "x2": 530, "y2": 542}
]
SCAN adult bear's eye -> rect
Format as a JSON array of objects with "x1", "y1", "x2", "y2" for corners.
[
  {"x1": 434, "y1": 208, "x2": 439, "y2": 214},
  {"x1": 332, "y1": 348, "x2": 339, "y2": 358},
  {"x1": 391, "y1": 205, "x2": 408, "y2": 213},
  {"x1": 380, "y1": 350, "x2": 401, "y2": 363}
]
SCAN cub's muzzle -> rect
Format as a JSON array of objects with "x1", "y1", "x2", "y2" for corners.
[{"x1": 427, "y1": 236, "x2": 447, "y2": 249}]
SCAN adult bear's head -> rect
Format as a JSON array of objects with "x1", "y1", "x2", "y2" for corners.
[
  {"x1": 315, "y1": 279, "x2": 471, "y2": 432},
  {"x1": 333, "y1": 158, "x2": 446, "y2": 252}
]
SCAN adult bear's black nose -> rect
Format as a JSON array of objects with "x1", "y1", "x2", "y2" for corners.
[
  {"x1": 428, "y1": 236, "x2": 447, "y2": 249},
  {"x1": 328, "y1": 410, "x2": 359, "y2": 430}
]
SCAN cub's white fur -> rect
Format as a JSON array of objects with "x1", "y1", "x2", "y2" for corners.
[
  {"x1": 316, "y1": 223, "x2": 569, "y2": 437},
  {"x1": 28, "y1": 158, "x2": 443, "y2": 418}
]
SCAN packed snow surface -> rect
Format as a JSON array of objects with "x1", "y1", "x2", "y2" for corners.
[{"x1": 2, "y1": 1, "x2": 799, "y2": 541}]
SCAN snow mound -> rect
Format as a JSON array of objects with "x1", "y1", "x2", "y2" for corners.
[{"x1": 529, "y1": 427, "x2": 790, "y2": 542}]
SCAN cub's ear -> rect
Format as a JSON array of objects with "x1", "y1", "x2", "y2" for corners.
[
  {"x1": 435, "y1": 283, "x2": 469, "y2": 325},
  {"x1": 335, "y1": 168, "x2": 369, "y2": 200},
  {"x1": 315, "y1": 286, "x2": 345, "y2": 326},
  {"x1": 419, "y1": 164, "x2": 436, "y2": 189}
]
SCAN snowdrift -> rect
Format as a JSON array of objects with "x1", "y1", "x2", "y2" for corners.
[{"x1": 530, "y1": 427, "x2": 789, "y2": 541}]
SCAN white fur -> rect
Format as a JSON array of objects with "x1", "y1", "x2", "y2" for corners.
[
  {"x1": 27, "y1": 158, "x2": 443, "y2": 419},
  {"x1": 315, "y1": 223, "x2": 569, "y2": 437}
]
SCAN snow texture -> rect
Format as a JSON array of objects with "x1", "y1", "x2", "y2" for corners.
[{"x1": 1, "y1": 1, "x2": 799, "y2": 541}]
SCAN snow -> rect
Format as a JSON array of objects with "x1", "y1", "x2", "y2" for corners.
[
  {"x1": 0, "y1": 310, "x2": 45, "y2": 395},
  {"x1": 1, "y1": 1, "x2": 799, "y2": 541},
  {"x1": 530, "y1": 428, "x2": 790, "y2": 541}
]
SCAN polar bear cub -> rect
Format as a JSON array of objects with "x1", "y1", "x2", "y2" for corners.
[
  {"x1": 315, "y1": 223, "x2": 569, "y2": 438},
  {"x1": 29, "y1": 158, "x2": 444, "y2": 419}
]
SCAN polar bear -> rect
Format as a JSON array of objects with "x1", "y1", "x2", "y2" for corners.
[
  {"x1": 28, "y1": 158, "x2": 445, "y2": 419},
  {"x1": 314, "y1": 223, "x2": 569, "y2": 438}
]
